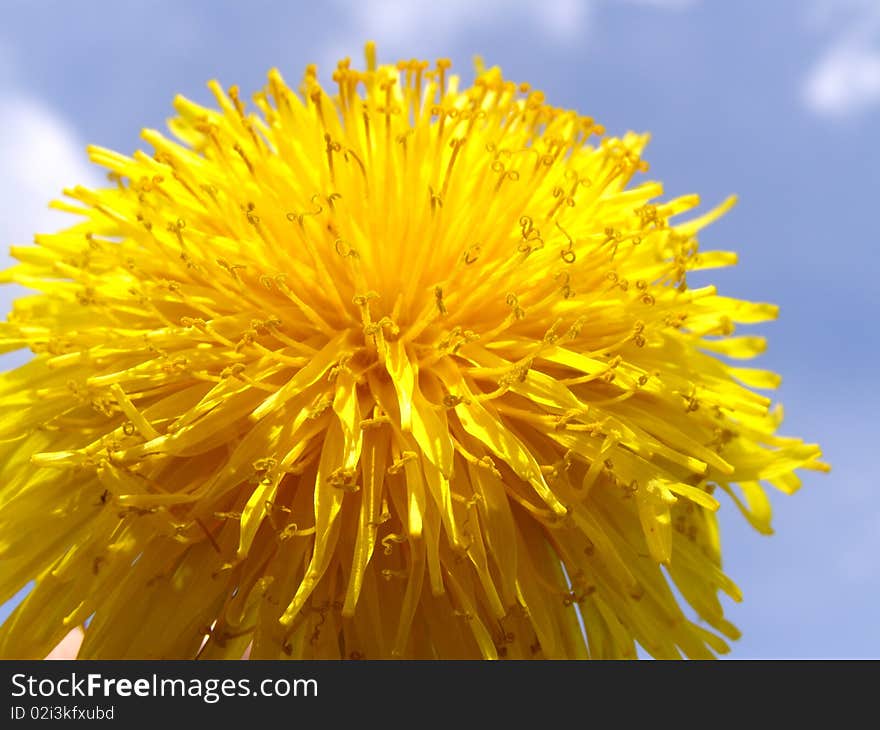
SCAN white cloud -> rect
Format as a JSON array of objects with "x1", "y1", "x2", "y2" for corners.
[
  {"x1": 349, "y1": 0, "x2": 589, "y2": 47},
  {"x1": 0, "y1": 97, "x2": 101, "y2": 248},
  {"x1": 804, "y1": 43, "x2": 880, "y2": 117},
  {"x1": 323, "y1": 0, "x2": 699, "y2": 76},
  {"x1": 0, "y1": 96, "x2": 102, "y2": 316},
  {"x1": 320, "y1": 0, "x2": 591, "y2": 71},
  {"x1": 802, "y1": 1, "x2": 880, "y2": 118}
]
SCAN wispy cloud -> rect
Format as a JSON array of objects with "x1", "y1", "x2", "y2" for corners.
[
  {"x1": 0, "y1": 95, "x2": 102, "y2": 316},
  {"x1": 804, "y1": 44, "x2": 880, "y2": 117},
  {"x1": 322, "y1": 0, "x2": 591, "y2": 71},
  {"x1": 802, "y1": 1, "x2": 880, "y2": 118},
  {"x1": 349, "y1": 0, "x2": 588, "y2": 47},
  {"x1": 323, "y1": 0, "x2": 700, "y2": 76}
]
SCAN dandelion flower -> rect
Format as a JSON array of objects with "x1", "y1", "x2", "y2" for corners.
[{"x1": 0, "y1": 45, "x2": 827, "y2": 659}]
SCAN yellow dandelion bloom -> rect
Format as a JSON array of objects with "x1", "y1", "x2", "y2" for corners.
[{"x1": 0, "y1": 44, "x2": 827, "y2": 660}]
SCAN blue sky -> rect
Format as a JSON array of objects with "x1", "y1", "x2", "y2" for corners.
[{"x1": 0, "y1": 0, "x2": 877, "y2": 658}]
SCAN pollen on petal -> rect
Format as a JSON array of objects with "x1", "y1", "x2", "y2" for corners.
[{"x1": 0, "y1": 43, "x2": 826, "y2": 660}]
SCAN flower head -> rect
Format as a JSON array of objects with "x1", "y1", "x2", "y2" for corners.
[{"x1": 0, "y1": 44, "x2": 826, "y2": 659}]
